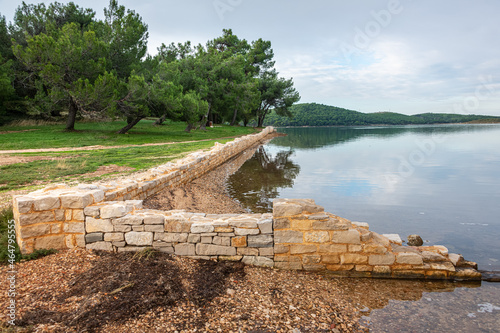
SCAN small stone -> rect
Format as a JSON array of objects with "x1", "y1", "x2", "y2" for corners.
[
  {"x1": 407, "y1": 234, "x2": 424, "y2": 246},
  {"x1": 226, "y1": 288, "x2": 236, "y2": 297}
]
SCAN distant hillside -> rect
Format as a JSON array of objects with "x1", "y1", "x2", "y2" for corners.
[{"x1": 263, "y1": 103, "x2": 500, "y2": 127}]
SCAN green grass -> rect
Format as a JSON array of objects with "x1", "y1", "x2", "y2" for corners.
[
  {"x1": 0, "y1": 138, "x2": 238, "y2": 192},
  {"x1": 0, "y1": 119, "x2": 257, "y2": 150},
  {"x1": 0, "y1": 119, "x2": 259, "y2": 192}
]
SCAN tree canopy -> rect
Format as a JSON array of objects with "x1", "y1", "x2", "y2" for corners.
[{"x1": 0, "y1": 1, "x2": 300, "y2": 132}]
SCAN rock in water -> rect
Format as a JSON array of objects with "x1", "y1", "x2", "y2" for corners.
[{"x1": 407, "y1": 234, "x2": 423, "y2": 246}]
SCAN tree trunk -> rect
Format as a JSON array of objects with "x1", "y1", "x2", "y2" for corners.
[
  {"x1": 257, "y1": 116, "x2": 264, "y2": 128},
  {"x1": 117, "y1": 115, "x2": 144, "y2": 134},
  {"x1": 185, "y1": 123, "x2": 194, "y2": 132},
  {"x1": 65, "y1": 97, "x2": 78, "y2": 131},
  {"x1": 243, "y1": 118, "x2": 248, "y2": 127},
  {"x1": 230, "y1": 109, "x2": 238, "y2": 126},
  {"x1": 199, "y1": 104, "x2": 211, "y2": 130},
  {"x1": 154, "y1": 114, "x2": 167, "y2": 125}
]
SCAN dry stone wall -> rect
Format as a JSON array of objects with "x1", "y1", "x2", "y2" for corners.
[
  {"x1": 11, "y1": 125, "x2": 482, "y2": 281},
  {"x1": 12, "y1": 127, "x2": 276, "y2": 254},
  {"x1": 272, "y1": 199, "x2": 481, "y2": 281}
]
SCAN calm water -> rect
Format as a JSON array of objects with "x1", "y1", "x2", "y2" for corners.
[{"x1": 227, "y1": 124, "x2": 500, "y2": 332}]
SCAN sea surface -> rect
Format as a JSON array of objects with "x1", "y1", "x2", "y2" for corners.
[{"x1": 227, "y1": 124, "x2": 500, "y2": 332}]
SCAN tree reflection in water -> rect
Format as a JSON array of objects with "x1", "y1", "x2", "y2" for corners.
[{"x1": 227, "y1": 146, "x2": 300, "y2": 213}]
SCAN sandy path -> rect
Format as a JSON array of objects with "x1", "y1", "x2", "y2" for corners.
[{"x1": 0, "y1": 136, "x2": 243, "y2": 154}]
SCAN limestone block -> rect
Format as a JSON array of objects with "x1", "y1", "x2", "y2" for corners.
[
  {"x1": 274, "y1": 261, "x2": 302, "y2": 270},
  {"x1": 104, "y1": 233, "x2": 125, "y2": 242},
  {"x1": 396, "y1": 253, "x2": 424, "y2": 265},
  {"x1": 352, "y1": 221, "x2": 369, "y2": 229},
  {"x1": 63, "y1": 222, "x2": 85, "y2": 233},
  {"x1": 34, "y1": 235, "x2": 66, "y2": 250},
  {"x1": 318, "y1": 244, "x2": 347, "y2": 253},
  {"x1": 19, "y1": 211, "x2": 54, "y2": 226},
  {"x1": 144, "y1": 224, "x2": 164, "y2": 232},
  {"x1": 100, "y1": 204, "x2": 129, "y2": 219},
  {"x1": 234, "y1": 228, "x2": 260, "y2": 236},
  {"x1": 125, "y1": 231, "x2": 153, "y2": 246},
  {"x1": 85, "y1": 233, "x2": 104, "y2": 243},
  {"x1": 60, "y1": 193, "x2": 93, "y2": 209},
  {"x1": 273, "y1": 202, "x2": 303, "y2": 217},
  {"x1": 19, "y1": 224, "x2": 51, "y2": 238},
  {"x1": 174, "y1": 243, "x2": 196, "y2": 256},
  {"x1": 303, "y1": 255, "x2": 321, "y2": 264},
  {"x1": 228, "y1": 219, "x2": 258, "y2": 228},
  {"x1": 322, "y1": 255, "x2": 340, "y2": 264},
  {"x1": 369, "y1": 253, "x2": 395, "y2": 266},
  {"x1": 247, "y1": 234, "x2": 273, "y2": 248},
  {"x1": 143, "y1": 215, "x2": 165, "y2": 225},
  {"x1": 331, "y1": 230, "x2": 361, "y2": 244},
  {"x1": 355, "y1": 265, "x2": 373, "y2": 272},
  {"x1": 274, "y1": 230, "x2": 303, "y2": 244},
  {"x1": 75, "y1": 234, "x2": 85, "y2": 248},
  {"x1": 308, "y1": 213, "x2": 329, "y2": 220},
  {"x1": 274, "y1": 244, "x2": 289, "y2": 254},
  {"x1": 50, "y1": 224, "x2": 61, "y2": 234},
  {"x1": 257, "y1": 219, "x2": 273, "y2": 234},
  {"x1": 214, "y1": 226, "x2": 234, "y2": 233},
  {"x1": 273, "y1": 217, "x2": 290, "y2": 229},
  {"x1": 86, "y1": 241, "x2": 113, "y2": 251},
  {"x1": 291, "y1": 219, "x2": 312, "y2": 230},
  {"x1": 450, "y1": 268, "x2": 481, "y2": 280},
  {"x1": 165, "y1": 217, "x2": 192, "y2": 233},
  {"x1": 54, "y1": 209, "x2": 65, "y2": 221},
  {"x1": 113, "y1": 214, "x2": 144, "y2": 225},
  {"x1": 156, "y1": 246, "x2": 175, "y2": 254},
  {"x1": 219, "y1": 255, "x2": 243, "y2": 261},
  {"x1": 212, "y1": 236, "x2": 231, "y2": 246},
  {"x1": 191, "y1": 223, "x2": 214, "y2": 233},
  {"x1": 237, "y1": 247, "x2": 259, "y2": 256},
  {"x1": 15, "y1": 197, "x2": 34, "y2": 213},
  {"x1": 196, "y1": 244, "x2": 236, "y2": 256},
  {"x1": 326, "y1": 264, "x2": 354, "y2": 272},
  {"x1": 118, "y1": 246, "x2": 150, "y2": 252},
  {"x1": 241, "y1": 256, "x2": 274, "y2": 268},
  {"x1": 304, "y1": 231, "x2": 329, "y2": 243},
  {"x1": 157, "y1": 233, "x2": 188, "y2": 243},
  {"x1": 259, "y1": 248, "x2": 274, "y2": 256},
  {"x1": 89, "y1": 190, "x2": 105, "y2": 203},
  {"x1": 114, "y1": 224, "x2": 132, "y2": 232},
  {"x1": 341, "y1": 253, "x2": 368, "y2": 264},
  {"x1": 33, "y1": 196, "x2": 60, "y2": 211},
  {"x1": 201, "y1": 236, "x2": 212, "y2": 243},
  {"x1": 382, "y1": 234, "x2": 402, "y2": 245},
  {"x1": 448, "y1": 253, "x2": 464, "y2": 267},
  {"x1": 290, "y1": 244, "x2": 317, "y2": 254},
  {"x1": 421, "y1": 251, "x2": 447, "y2": 262},
  {"x1": 83, "y1": 206, "x2": 100, "y2": 218},
  {"x1": 373, "y1": 266, "x2": 392, "y2": 275},
  {"x1": 363, "y1": 242, "x2": 388, "y2": 254},
  {"x1": 429, "y1": 262, "x2": 455, "y2": 272},
  {"x1": 188, "y1": 234, "x2": 201, "y2": 243},
  {"x1": 391, "y1": 244, "x2": 420, "y2": 254},
  {"x1": 86, "y1": 217, "x2": 113, "y2": 233},
  {"x1": 312, "y1": 219, "x2": 350, "y2": 231},
  {"x1": 72, "y1": 209, "x2": 84, "y2": 221},
  {"x1": 425, "y1": 270, "x2": 448, "y2": 279}
]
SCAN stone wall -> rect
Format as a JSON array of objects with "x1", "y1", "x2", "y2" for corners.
[
  {"x1": 272, "y1": 199, "x2": 481, "y2": 281},
  {"x1": 83, "y1": 200, "x2": 274, "y2": 267},
  {"x1": 12, "y1": 127, "x2": 276, "y2": 253}
]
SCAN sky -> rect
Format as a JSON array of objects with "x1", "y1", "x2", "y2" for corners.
[{"x1": 2, "y1": 0, "x2": 500, "y2": 116}]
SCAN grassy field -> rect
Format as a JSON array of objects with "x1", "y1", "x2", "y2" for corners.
[
  {"x1": 0, "y1": 119, "x2": 258, "y2": 192},
  {"x1": 0, "y1": 119, "x2": 257, "y2": 150}
]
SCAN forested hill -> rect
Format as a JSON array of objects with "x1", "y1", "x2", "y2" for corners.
[{"x1": 263, "y1": 103, "x2": 500, "y2": 126}]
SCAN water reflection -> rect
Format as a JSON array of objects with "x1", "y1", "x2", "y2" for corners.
[
  {"x1": 272, "y1": 124, "x2": 500, "y2": 150},
  {"x1": 227, "y1": 146, "x2": 300, "y2": 213}
]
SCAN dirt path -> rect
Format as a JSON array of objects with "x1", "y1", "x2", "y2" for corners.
[{"x1": 0, "y1": 136, "x2": 242, "y2": 154}]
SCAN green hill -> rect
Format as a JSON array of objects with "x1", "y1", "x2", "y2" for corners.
[{"x1": 263, "y1": 103, "x2": 500, "y2": 126}]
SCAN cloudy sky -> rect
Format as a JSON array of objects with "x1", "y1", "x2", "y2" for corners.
[{"x1": 2, "y1": 0, "x2": 500, "y2": 116}]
